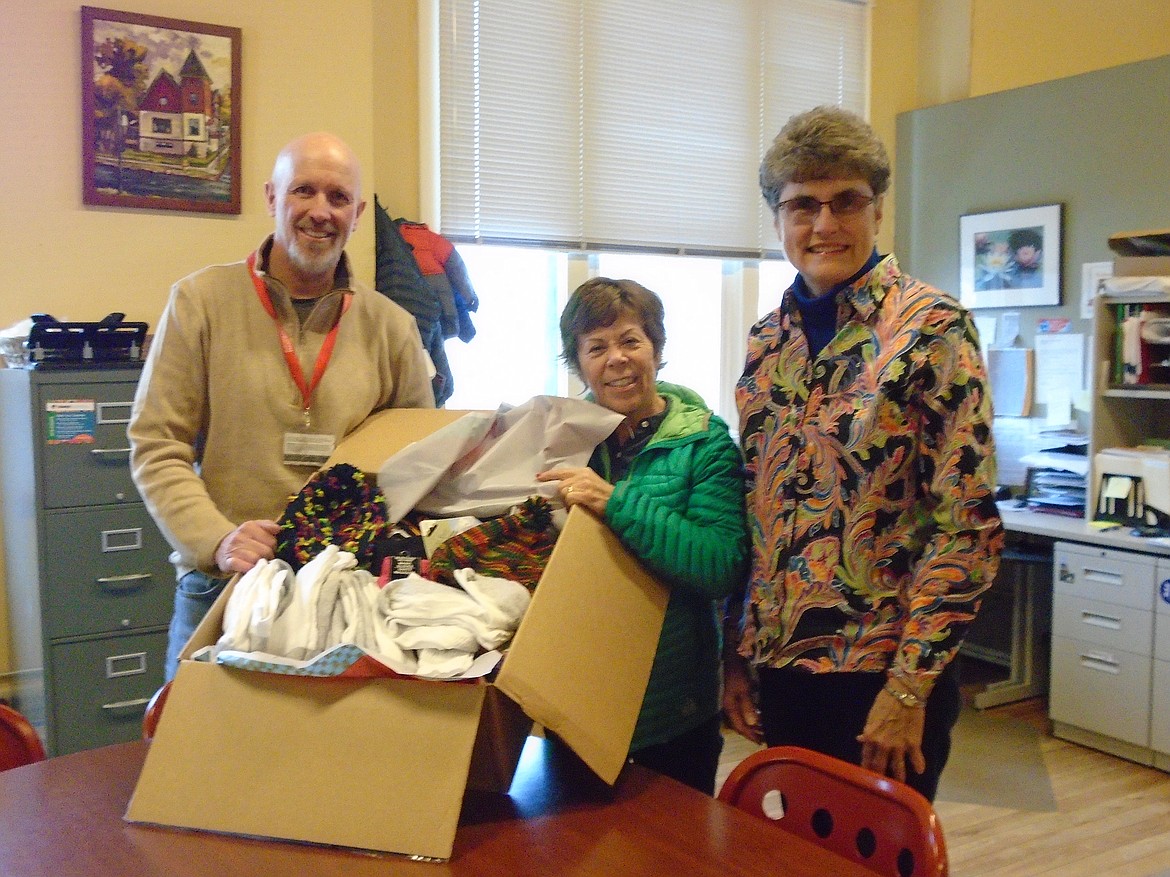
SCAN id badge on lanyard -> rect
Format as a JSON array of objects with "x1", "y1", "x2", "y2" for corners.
[{"x1": 247, "y1": 251, "x2": 350, "y2": 467}]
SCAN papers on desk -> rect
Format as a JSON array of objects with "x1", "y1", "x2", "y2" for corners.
[
  {"x1": 1019, "y1": 450, "x2": 1088, "y2": 477},
  {"x1": 1019, "y1": 436, "x2": 1088, "y2": 516}
]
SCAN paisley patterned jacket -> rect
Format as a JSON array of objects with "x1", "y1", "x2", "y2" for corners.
[{"x1": 730, "y1": 254, "x2": 1004, "y2": 695}]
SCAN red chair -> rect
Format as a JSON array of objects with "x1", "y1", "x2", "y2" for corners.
[
  {"x1": 718, "y1": 746, "x2": 948, "y2": 877},
  {"x1": 142, "y1": 680, "x2": 172, "y2": 742},
  {"x1": 0, "y1": 702, "x2": 47, "y2": 771}
]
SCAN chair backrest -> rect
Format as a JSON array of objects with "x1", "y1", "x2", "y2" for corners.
[
  {"x1": 0, "y1": 702, "x2": 47, "y2": 771},
  {"x1": 717, "y1": 745, "x2": 948, "y2": 877},
  {"x1": 142, "y1": 680, "x2": 172, "y2": 742}
]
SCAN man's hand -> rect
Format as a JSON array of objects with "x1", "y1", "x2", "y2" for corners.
[
  {"x1": 214, "y1": 520, "x2": 281, "y2": 574},
  {"x1": 722, "y1": 652, "x2": 764, "y2": 744},
  {"x1": 856, "y1": 686, "x2": 927, "y2": 784}
]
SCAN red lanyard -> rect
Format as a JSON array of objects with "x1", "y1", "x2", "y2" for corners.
[{"x1": 246, "y1": 251, "x2": 352, "y2": 422}]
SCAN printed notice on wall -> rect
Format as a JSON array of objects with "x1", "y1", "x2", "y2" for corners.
[{"x1": 45, "y1": 399, "x2": 97, "y2": 444}]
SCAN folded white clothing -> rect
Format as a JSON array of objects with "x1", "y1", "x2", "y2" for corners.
[
  {"x1": 248, "y1": 562, "x2": 294, "y2": 654},
  {"x1": 217, "y1": 558, "x2": 295, "y2": 653},
  {"x1": 380, "y1": 573, "x2": 520, "y2": 650},
  {"x1": 395, "y1": 623, "x2": 479, "y2": 652},
  {"x1": 269, "y1": 545, "x2": 357, "y2": 660},
  {"x1": 453, "y1": 568, "x2": 530, "y2": 631},
  {"x1": 335, "y1": 571, "x2": 378, "y2": 653},
  {"x1": 415, "y1": 647, "x2": 475, "y2": 678},
  {"x1": 370, "y1": 612, "x2": 419, "y2": 674}
]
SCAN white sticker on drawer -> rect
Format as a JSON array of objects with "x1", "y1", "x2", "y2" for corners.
[
  {"x1": 1161, "y1": 578, "x2": 1170, "y2": 606},
  {"x1": 45, "y1": 399, "x2": 96, "y2": 444}
]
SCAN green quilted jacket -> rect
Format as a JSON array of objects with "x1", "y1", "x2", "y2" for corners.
[{"x1": 590, "y1": 382, "x2": 749, "y2": 751}]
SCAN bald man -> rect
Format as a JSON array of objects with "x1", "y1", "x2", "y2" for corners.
[{"x1": 130, "y1": 132, "x2": 435, "y2": 679}]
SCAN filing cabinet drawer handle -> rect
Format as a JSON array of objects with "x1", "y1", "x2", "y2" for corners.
[
  {"x1": 102, "y1": 528, "x2": 143, "y2": 552},
  {"x1": 90, "y1": 447, "x2": 132, "y2": 458},
  {"x1": 100, "y1": 697, "x2": 151, "y2": 712},
  {"x1": 1079, "y1": 651, "x2": 1121, "y2": 674},
  {"x1": 106, "y1": 651, "x2": 148, "y2": 678},
  {"x1": 97, "y1": 573, "x2": 152, "y2": 592},
  {"x1": 97, "y1": 401, "x2": 132, "y2": 425},
  {"x1": 1080, "y1": 611, "x2": 1122, "y2": 630},
  {"x1": 1082, "y1": 568, "x2": 1124, "y2": 589}
]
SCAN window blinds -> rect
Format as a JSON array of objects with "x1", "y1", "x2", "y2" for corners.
[{"x1": 438, "y1": 0, "x2": 868, "y2": 255}]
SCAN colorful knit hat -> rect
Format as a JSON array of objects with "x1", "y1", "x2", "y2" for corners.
[
  {"x1": 275, "y1": 463, "x2": 390, "y2": 570},
  {"x1": 428, "y1": 496, "x2": 558, "y2": 591}
]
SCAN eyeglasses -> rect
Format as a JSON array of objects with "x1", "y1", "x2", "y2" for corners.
[{"x1": 777, "y1": 191, "x2": 875, "y2": 223}]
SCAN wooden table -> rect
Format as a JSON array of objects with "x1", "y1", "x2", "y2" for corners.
[{"x1": 0, "y1": 736, "x2": 870, "y2": 877}]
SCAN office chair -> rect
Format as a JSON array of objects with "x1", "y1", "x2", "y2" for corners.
[
  {"x1": 718, "y1": 745, "x2": 948, "y2": 877},
  {"x1": 0, "y1": 702, "x2": 47, "y2": 771},
  {"x1": 142, "y1": 680, "x2": 172, "y2": 742}
]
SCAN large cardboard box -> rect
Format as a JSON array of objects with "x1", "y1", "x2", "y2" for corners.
[{"x1": 126, "y1": 409, "x2": 669, "y2": 860}]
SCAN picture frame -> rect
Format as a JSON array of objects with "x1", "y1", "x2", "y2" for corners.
[
  {"x1": 81, "y1": 6, "x2": 241, "y2": 214},
  {"x1": 959, "y1": 204, "x2": 1062, "y2": 308}
]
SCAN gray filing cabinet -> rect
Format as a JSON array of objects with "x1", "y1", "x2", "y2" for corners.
[
  {"x1": 1050, "y1": 540, "x2": 1167, "y2": 766},
  {"x1": 0, "y1": 366, "x2": 172, "y2": 755}
]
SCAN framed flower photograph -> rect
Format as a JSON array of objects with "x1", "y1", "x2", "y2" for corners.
[
  {"x1": 959, "y1": 204, "x2": 1062, "y2": 308},
  {"x1": 81, "y1": 6, "x2": 241, "y2": 214}
]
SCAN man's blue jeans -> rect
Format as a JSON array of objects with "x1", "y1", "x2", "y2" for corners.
[{"x1": 164, "y1": 570, "x2": 229, "y2": 680}]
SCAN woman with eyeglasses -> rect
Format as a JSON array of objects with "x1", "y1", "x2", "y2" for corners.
[{"x1": 721, "y1": 105, "x2": 1004, "y2": 802}]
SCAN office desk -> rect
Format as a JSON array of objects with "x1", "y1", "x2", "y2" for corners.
[
  {"x1": 0, "y1": 738, "x2": 871, "y2": 877},
  {"x1": 972, "y1": 504, "x2": 1170, "y2": 709}
]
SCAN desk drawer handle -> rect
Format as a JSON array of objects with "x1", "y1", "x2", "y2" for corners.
[
  {"x1": 90, "y1": 447, "x2": 131, "y2": 458},
  {"x1": 100, "y1": 697, "x2": 151, "y2": 712},
  {"x1": 1079, "y1": 651, "x2": 1121, "y2": 674},
  {"x1": 1082, "y1": 568, "x2": 1124, "y2": 589},
  {"x1": 97, "y1": 573, "x2": 152, "y2": 592},
  {"x1": 1080, "y1": 611, "x2": 1122, "y2": 630}
]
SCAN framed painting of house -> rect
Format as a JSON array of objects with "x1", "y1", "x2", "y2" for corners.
[{"x1": 81, "y1": 7, "x2": 241, "y2": 214}]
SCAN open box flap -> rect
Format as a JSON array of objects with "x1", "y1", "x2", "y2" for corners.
[
  {"x1": 126, "y1": 659, "x2": 485, "y2": 860},
  {"x1": 495, "y1": 507, "x2": 669, "y2": 784}
]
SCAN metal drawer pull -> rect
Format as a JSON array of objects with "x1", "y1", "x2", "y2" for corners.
[
  {"x1": 90, "y1": 447, "x2": 132, "y2": 458},
  {"x1": 101, "y1": 697, "x2": 151, "y2": 711},
  {"x1": 1079, "y1": 651, "x2": 1121, "y2": 674},
  {"x1": 1080, "y1": 611, "x2": 1122, "y2": 630},
  {"x1": 101, "y1": 528, "x2": 143, "y2": 552},
  {"x1": 106, "y1": 651, "x2": 147, "y2": 678},
  {"x1": 97, "y1": 573, "x2": 151, "y2": 592},
  {"x1": 97, "y1": 402, "x2": 132, "y2": 425},
  {"x1": 1082, "y1": 567, "x2": 1124, "y2": 588}
]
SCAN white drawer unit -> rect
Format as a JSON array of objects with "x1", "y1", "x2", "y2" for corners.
[
  {"x1": 1050, "y1": 542, "x2": 1161, "y2": 761},
  {"x1": 1153, "y1": 567, "x2": 1170, "y2": 764},
  {"x1": 1053, "y1": 543, "x2": 1158, "y2": 611},
  {"x1": 1050, "y1": 635, "x2": 1153, "y2": 748}
]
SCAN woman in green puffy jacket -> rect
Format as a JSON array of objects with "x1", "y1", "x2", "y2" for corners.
[{"x1": 536, "y1": 277, "x2": 749, "y2": 794}]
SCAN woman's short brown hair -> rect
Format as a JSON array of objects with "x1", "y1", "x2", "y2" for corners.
[
  {"x1": 759, "y1": 105, "x2": 891, "y2": 214},
  {"x1": 559, "y1": 277, "x2": 665, "y2": 379}
]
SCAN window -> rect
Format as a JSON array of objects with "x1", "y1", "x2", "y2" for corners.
[
  {"x1": 430, "y1": 0, "x2": 866, "y2": 429},
  {"x1": 434, "y1": 0, "x2": 868, "y2": 255},
  {"x1": 443, "y1": 246, "x2": 569, "y2": 409}
]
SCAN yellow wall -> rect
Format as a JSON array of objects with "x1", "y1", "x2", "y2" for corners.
[
  {"x1": 0, "y1": 0, "x2": 379, "y2": 679},
  {"x1": 970, "y1": 0, "x2": 1170, "y2": 97},
  {"x1": 0, "y1": 0, "x2": 376, "y2": 333},
  {"x1": 2, "y1": 0, "x2": 1170, "y2": 676}
]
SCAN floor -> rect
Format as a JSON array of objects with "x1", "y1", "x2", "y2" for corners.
[{"x1": 713, "y1": 659, "x2": 1170, "y2": 876}]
